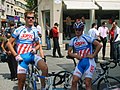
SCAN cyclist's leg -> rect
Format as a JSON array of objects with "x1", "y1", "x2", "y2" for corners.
[
  {"x1": 84, "y1": 59, "x2": 96, "y2": 90},
  {"x1": 34, "y1": 55, "x2": 48, "y2": 89},
  {"x1": 17, "y1": 65, "x2": 27, "y2": 90},
  {"x1": 85, "y1": 78, "x2": 92, "y2": 90},
  {"x1": 71, "y1": 66, "x2": 83, "y2": 90},
  {"x1": 71, "y1": 75, "x2": 80, "y2": 90}
]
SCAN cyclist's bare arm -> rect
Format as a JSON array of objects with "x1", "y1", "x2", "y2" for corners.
[
  {"x1": 39, "y1": 44, "x2": 44, "y2": 58},
  {"x1": 34, "y1": 41, "x2": 40, "y2": 51},
  {"x1": 86, "y1": 40, "x2": 102, "y2": 59},
  {"x1": 68, "y1": 46, "x2": 82, "y2": 60}
]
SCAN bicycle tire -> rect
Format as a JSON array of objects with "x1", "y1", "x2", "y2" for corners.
[
  {"x1": 97, "y1": 76, "x2": 120, "y2": 90},
  {"x1": 53, "y1": 71, "x2": 73, "y2": 89},
  {"x1": 25, "y1": 67, "x2": 40, "y2": 90}
]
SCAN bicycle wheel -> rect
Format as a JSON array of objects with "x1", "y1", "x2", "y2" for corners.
[
  {"x1": 53, "y1": 71, "x2": 73, "y2": 89},
  {"x1": 25, "y1": 75, "x2": 35, "y2": 90},
  {"x1": 25, "y1": 69, "x2": 38, "y2": 90},
  {"x1": 97, "y1": 76, "x2": 120, "y2": 90}
]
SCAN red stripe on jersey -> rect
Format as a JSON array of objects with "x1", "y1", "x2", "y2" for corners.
[
  {"x1": 18, "y1": 44, "x2": 24, "y2": 54},
  {"x1": 86, "y1": 48, "x2": 90, "y2": 55},
  {"x1": 21, "y1": 44, "x2": 28, "y2": 54},
  {"x1": 83, "y1": 49, "x2": 87, "y2": 57},
  {"x1": 26, "y1": 44, "x2": 32, "y2": 52}
]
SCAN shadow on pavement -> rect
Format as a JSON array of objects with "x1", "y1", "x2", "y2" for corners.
[
  {"x1": 13, "y1": 86, "x2": 18, "y2": 90},
  {"x1": 57, "y1": 63, "x2": 75, "y2": 72},
  {"x1": 0, "y1": 73, "x2": 11, "y2": 79}
]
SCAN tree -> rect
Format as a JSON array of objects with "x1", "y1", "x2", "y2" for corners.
[{"x1": 26, "y1": 0, "x2": 38, "y2": 11}]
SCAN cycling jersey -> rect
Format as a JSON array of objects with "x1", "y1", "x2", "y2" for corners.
[
  {"x1": 12, "y1": 26, "x2": 42, "y2": 74},
  {"x1": 69, "y1": 34, "x2": 96, "y2": 78}
]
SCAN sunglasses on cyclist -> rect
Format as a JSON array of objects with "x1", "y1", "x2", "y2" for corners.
[
  {"x1": 26, "y1": 16, "x2": 34, "y2": 19},
  {"x1": 75, "y1": 28, "x2": 83, "y2": 31}
]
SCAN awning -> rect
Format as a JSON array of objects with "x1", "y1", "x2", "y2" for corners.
[
  {"x1": 16, "y1": 0, "x2": 27, "y2": 5},
  {"x1": 63, "y1": 0, "x2": 99, "y2": 10},
  {"x1": 14, "y1": 6, "x2": 25, "y2": 13},
  {"x1": 96, "y1": 1, "x2": 120, "y2": 10}
]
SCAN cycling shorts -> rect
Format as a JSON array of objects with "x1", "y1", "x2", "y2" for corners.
[
  {"x1": 17, "y1": 52, "x2": 42, "y2": 74},
  {"x1": 73, "y1": 58, "x2": 96, "y2": 79}
]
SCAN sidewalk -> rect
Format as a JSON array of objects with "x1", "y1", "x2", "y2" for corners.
[{"x1": 0, "y1": 43, "x2": 120, "y2": 90}]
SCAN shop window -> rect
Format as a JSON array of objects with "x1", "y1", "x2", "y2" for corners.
[{"x1": 95, "y1": 10, "x2": 119, "y2": 20}]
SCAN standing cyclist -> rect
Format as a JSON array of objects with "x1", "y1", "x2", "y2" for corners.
[
  {"x1": 68, "y1": 22, "x2": 102, "y2": 90},
  {"x1": 7, "y1": 11, "x2": 48, "y2": 90}
]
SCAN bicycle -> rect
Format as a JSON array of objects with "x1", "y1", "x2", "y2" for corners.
[
  {"x1": 65, "y1": 56, "x2": 120, "y2": 90},
  {"x1": 24, "y1": 61, "x2": 73, "y2": 90}
]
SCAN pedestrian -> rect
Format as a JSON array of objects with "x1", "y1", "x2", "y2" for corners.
[
  {"x1": 98, "y1": 21, "x2": 109, "y2": 60},
  {"x1": 88, "y1": 23, "x2": 100, "y2": 62},
  {"x1": 7, "y1": 11, "x2": 48, "y2": 90},
  {"x1": 112, "y1": 21, "x2": 120, "y2": 62},
  {"x1": 34, "y1": 22, "x2": 46, "y2": 60},
  {"x1": 109, "y1": 24, "x2": 115, "y2": 59},
  {"x1": 68, "y1": 21, "x2": 102, "y2": 90},
  {"x1": 45, "y1": 23, "x2": 51, "y2": 50},
  {"x1": 65, "y1": 16, "x2": 72, "y2": 39},
  {"x1": 1, "y1": 33, "x2": 17, "y2": 81},
  {"x1": 51, "y1": 23, "x2": 64, "y2": 58}
]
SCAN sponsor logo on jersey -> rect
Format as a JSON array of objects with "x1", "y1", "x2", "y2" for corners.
[
  {"x1": 21, "y1": 34, "x2": 34, "y2": 40},
  {"x1": 75, "y1": 42, "x2": 85, "y2": 46},
  {"x1": 90, "y1": 65, "x2": 94, "y2": 73}
]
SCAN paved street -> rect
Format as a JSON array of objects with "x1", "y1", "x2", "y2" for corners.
[{"x1": 0, "y1": 43, "x2": 120, "y2": 90}]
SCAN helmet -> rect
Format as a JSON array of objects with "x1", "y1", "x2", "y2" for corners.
[{"x1": 73, "y1": 22, "x2": 84, "y2": 29}]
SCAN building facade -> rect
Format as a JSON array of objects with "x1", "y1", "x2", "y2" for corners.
[
  {"x1": 38, "y1": 0, "x2": 120, "y2": 46},
  {"x1": 0, "y1": 0, "x2": 27, "y2": 28}
]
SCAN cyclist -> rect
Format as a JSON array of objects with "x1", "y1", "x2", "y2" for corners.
[
  {"x1": 68, "y1": 21, "x2": 102, "y2": 90},
  {"x1": 7, "y1": 11, "x2": 48, "y2": 90}
]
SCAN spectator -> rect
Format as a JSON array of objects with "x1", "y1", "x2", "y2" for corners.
[
  {"x1": 98, "y1": 21, "x2": 109, "y2": 60},
  {"x1": 51, "y1": 23, "x2": 64, "y2": 58},
  {"x1": 88, "y1": 23, "x2": 100, "y2": 62},
  {"x1": 45, "y1": 23, "x2": 51, "y2": 50},
  {"x1": 1, "y1": 33, "x2": 17, "y2": 81},
  {"x1": 112, "y1": 21, "x2": 120, "y2": 62},
  {"x1": 65, "y1": 16, "x2": 72, "y2": 39},
  {"x1": 109, "y1": 24, "x2": 115, "y2": 59}
]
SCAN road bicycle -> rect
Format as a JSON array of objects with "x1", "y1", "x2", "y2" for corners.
[
  {"x1": 24, "y1": 61, "x2": 73, "y2": 90},
  {"x1": 65, "y1": 56, "x2": 120, "y2": 90}
]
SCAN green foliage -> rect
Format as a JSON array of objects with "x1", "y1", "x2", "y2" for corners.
[{"x1": 26, "y1": 0, "x2": 38, "y2": 11}]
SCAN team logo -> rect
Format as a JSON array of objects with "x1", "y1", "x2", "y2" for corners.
[
  {"x1": 75, "y1": 42, "x2": 85, "y2": 46},
  {"x1": 21, "y1": 34, "x2": 34, "y2": 40}
]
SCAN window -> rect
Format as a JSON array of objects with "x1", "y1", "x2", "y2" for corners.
[
  {"x1": 11, "y1": 6, "x2": 13, "y2": 14},
  {"x1": 95, "y1": 10, "x2": 119, "y2": 20},
  {"x1": 7, "y1": 5, "x2": 9, "y2": 12},
  {"x1": 2, "y1": 11, "x2": 4, "y2": 16}
]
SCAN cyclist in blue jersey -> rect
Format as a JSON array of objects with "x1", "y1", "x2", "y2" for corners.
[
  {"x1": 68, "y1": 22, "x2": 102, "y2": 90},
  {"x1": 7, "y1": 11, "x2": 48, "y2": 90}
]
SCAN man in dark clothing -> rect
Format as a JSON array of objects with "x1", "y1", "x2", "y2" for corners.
[
  {"x1": 52, "y1": 23, "x2": 64, "y2": 58},
  {"x1": 1, "y1": 33, "x2": 17, "y2": 81}
]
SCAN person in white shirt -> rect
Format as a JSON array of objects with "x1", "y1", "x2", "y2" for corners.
[
  {"x1": 98, "y1": 21, "x2": 109, "y2": 60},
  {"x1": 88, "y1": 23, "x2": 100, "y2": 62},
  {"x1": 88, "y1": 23, "x2": 100, "y2": 40},
  {"x1": 112, "y1": 21, "x2": 120, "y2": 62}
]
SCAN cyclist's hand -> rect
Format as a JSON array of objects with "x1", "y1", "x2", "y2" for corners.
[
  {"x1": 30, "y1": 48, "x2": 36, "y2": 54},
  {"x1": 15, "y1": 55, "x2": 23, "y2": 61},
  {"x1": 75, "y1": 53, "x2": 82, "y2": 60},
  {"x1": 86, "y1": 54, "x2": 94, "y2": 59}
]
